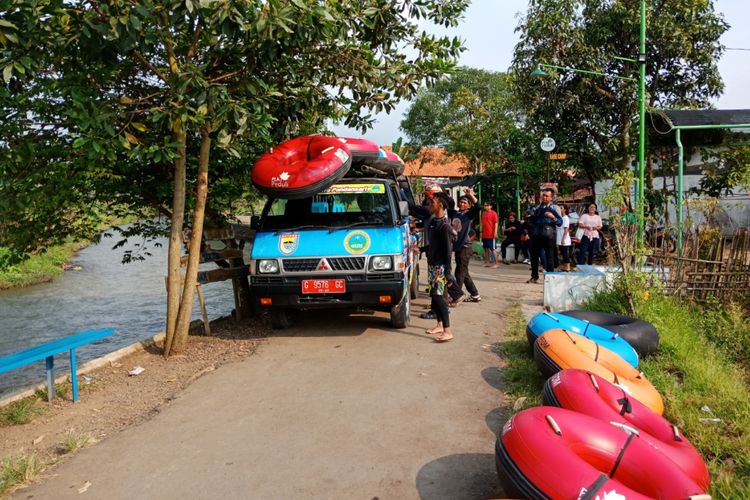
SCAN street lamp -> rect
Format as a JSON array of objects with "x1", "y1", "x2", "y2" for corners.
[{"x1": 532, "y1": 0, "x2": 647, "y2": 244}]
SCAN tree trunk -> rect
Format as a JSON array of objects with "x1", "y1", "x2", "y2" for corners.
[
  {"x1": 587, "y1": 172, "x2": 597, "y2": 202},
  {"x1": 163, "y1": 127, "x2": 187, "y2": 358},
  {"x1": 171, "y1": 125, "x2": 211, "y2": 355},
  {"x1": 647, "y1": 154, "x2": 654, "y2": 190},
  {"x1": 620, "y1": 117, "x2": 632, "y2": 171}
]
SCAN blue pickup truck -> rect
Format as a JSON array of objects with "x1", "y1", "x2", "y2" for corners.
[{"x1": 247, "y1": 177, "x2": 419, "y2": 329}]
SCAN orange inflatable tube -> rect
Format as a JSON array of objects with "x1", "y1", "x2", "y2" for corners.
[{"x1": 534, "y1": 328, "x2": 664, "y2": 415}]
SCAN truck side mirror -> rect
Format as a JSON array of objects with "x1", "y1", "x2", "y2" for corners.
[
  {"x1": 250, "y1": 215, "x2": 261, "y2": 230},
  {"x1": 399, "y1": 201, "x2": 409, "y2": 217}
]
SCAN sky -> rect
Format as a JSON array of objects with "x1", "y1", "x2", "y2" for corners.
[{"x1": 332, "y1": 0, "x2": 750, "y2": 146}]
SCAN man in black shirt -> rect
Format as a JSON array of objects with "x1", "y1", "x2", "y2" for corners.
[
  {"x1": 500, "y1": 212, "x2": 523, "y2": 264},
  {"x1": 424, "y1": 192, "x2": 454, "y2": 342},
  {"x1": 451, "y1": 187, "x2": 481, "y2": 304}
]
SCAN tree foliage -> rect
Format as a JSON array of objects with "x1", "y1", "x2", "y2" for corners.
[
  {"x1": 694, "y1": 145, "x2": 750, "y2": 197},
  {"x1": 512, "y1": 0, "x2": 728, "y2": 186},
  {"x1": 400, "y1": 66, "x2": 576, "y2": 204},
  {"x1": 400, "y1": 67, "x2": 519, "y2": 173},
  {"x1": 1, "y1": 0, "x2": 468, "y2": 354}
]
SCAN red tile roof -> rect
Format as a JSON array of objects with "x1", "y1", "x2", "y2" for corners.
[{"x1": 398, "y1": 147, "x2": 472, "y2": 178}]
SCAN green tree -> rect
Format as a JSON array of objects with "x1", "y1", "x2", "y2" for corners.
[
  {"x1": 1, "y1": 0, "x2": 468, "y2": 355},
  {"x1": 400, "y1": 67, "x2": 519, "y2": 173},
  {"x1": 512, "y1": 0, "x2": 727, "y2": 193}
]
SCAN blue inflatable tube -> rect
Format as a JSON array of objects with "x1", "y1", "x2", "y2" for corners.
[{"x1": 526, "y1": 311, "x2": 639, "y2": 368}]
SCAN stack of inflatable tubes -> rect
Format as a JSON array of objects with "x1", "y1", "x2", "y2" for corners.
[
  {"x1": 533, "y1": 328, "x2": 664, "y2": 415},
  {"x1": 365, "y1": 148, "x2": 405, "y2": 176},
  {"x1": 495, "y1": 406, "x2": 710, "y2": 499},
  {"x1": 336, "y1": 137, "x2": 381, "y2": 163},
  {"x1": 251, "y1": 135, "x2": 354, "y2": 199},
  {"x1": 543, "y1": 368, "x2": 709, "y2": 489},
  {"x1": 527, "y1": 311, "x2": 640, "y2": 367},
  {"x1": 558, "y1": 309, "x2": 659, "y2": 356}
]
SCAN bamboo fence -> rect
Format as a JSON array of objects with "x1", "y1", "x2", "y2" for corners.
[{"x1": 649, "y1": 228, "x2": 750, "y2": 303}]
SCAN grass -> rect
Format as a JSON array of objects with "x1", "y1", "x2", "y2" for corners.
[
  {"x1": 59, "y1": 432, "x2": 92, "y2": 455},
  {"x1": 0, "y1": 454, "x2": 43, "y2": 496},
  {"x1": 492, "y1": 303, "x2": 545, "y2": 411},
  {"x1": 586, "y1": 288, "x2": 749, "y2": 498},
  {"x1": 498, "y1": 292, "x2": 750, "y2": 498},
  {"x1": 0, "y1": 214, "x2": 140, "y2": 290},
  {"x1": 0, "y1": 398, "x2": 44, "y2": 426},
  {"x1": 33, "y1": 382, "x2": 71, "y2": 402},
  {"x1": 0, "y1": 242, "x2": 84, "y2": 289}
]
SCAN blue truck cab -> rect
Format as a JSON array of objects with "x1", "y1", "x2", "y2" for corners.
[{"x1": 247, "y1": 177, "x2": 419, "y2": 329}]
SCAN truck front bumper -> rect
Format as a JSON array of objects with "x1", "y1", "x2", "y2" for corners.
[{"x1": 250, "y1": 273, "x2": 406, "y2": 309}]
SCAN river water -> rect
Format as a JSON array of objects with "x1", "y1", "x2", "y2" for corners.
[{"x1": 0, "y1": 230, "x2": 235, "y2": 397}]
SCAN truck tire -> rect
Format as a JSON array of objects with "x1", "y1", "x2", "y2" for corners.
[
  {"x1": 270, "y1": 308, "x2": 294, "y2": 329},
  {"x1": 390, "y1": 290, "x2": 410, "y2": 329},
  {"x1": 409, "y1": 263, "x2": 420, "y2": 300}
]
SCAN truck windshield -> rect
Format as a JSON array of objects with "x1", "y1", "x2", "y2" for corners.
[{"x1": 261, "y1": 181, "x2": 394, "y2": 231}]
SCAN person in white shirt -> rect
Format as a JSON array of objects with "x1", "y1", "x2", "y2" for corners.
[
  {"x1": 556, "y1": 206, "x2": 572, "y2": 271},
  {"x1": 577, "y1": 202, "x2": 603, "y2": 265}
]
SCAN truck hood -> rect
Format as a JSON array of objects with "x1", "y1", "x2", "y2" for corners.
[{"x1": 250, "y1": 227, "x2": 406, "y2": 258}]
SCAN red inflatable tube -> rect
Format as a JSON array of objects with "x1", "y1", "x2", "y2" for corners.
[
  {"x1": 336, "y1": 137, "x2": 380, "y2": 163},
  {"x1": 496, "y1": 407, "x2": 709, "y2": 500},
  {"x1": 251, "y1": 135, "x2": 352, "y2": 199},
  {"x1": 543, "y1": 368, "x2": 710, "y2": 489}
]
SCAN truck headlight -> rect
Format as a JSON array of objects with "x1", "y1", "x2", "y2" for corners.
[
  {"x1": 369, "y1": 256, "x2": 393, "y2": 271},
  {"x1": 258, "y1": 259, "x2": 280, "y2": 274}
]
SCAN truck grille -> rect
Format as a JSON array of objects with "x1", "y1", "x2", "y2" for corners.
[
  {"x1": 282, "y1": 257, "x2": 366, "y2": 272},
  {"x1": 282, "y1": 258, "x2": 319, "y2": 272},
  {"x1": 329, "y1": 257, "x2": 366, "y2": 271}
]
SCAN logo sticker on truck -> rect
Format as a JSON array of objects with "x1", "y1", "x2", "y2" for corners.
[
  {"x1": 279, "y1": 233, "x2": 299, "y2": 255},
  {"x1": 344, "y1": 231, "x2": 371, "y2": 254}
]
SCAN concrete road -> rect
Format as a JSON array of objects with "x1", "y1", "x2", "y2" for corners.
[{"x1": 17, "y1": 262, "x2": 542, "y2": 500}]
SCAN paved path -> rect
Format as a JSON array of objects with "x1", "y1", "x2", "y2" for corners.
[{"x1": 17, "y1": 261, "x2": 543, "y2": 500}]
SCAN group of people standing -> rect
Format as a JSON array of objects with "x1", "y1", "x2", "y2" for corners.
[
  {"x1": 522, "y1": 193, "x2": 604, "y2": 283},
  {"x1": 476, "y1": 189, "x2": 605, "y2": 284},
  {"x1": 409, "y1": 183, "x2": 605, "y2": 342}
]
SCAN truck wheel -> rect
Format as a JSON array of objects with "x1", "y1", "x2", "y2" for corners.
[
  {"x1": 390, "y1": 290, "x2": 410, "y2": 329},
  {"x1": 270, "y1": 308, "x2": 294, "y2": 329},
  {"x1": 409, "y1": 263, "x2": 420, "y2": 300}
]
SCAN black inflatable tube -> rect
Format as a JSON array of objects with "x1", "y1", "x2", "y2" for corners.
[
  {"x1": 541, "y1": 379, "x2": 560, "y2": 407},
  {"x1": 533, "y1": 340, "x2": 561, "y2": 378},
  {"x1": 525, "y1": 327, "x2": 537, "y2": 351},
  {"x1": 495, "y1": 439, "x2": 547, "y2": 500},
  {"x1": 561, "y1": 310, "x2": 659, "y2": 357}
]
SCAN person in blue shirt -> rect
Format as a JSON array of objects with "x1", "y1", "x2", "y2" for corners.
[{"x1": 527, "y1": 188, "x2": 562, "y2": 284}]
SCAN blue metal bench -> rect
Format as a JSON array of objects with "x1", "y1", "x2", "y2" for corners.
[{"x1": 0, "y1": 328, "x2": 115, "y2": 402}]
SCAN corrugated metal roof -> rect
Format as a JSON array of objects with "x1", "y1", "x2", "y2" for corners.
[{"x1": 658, "y1": 109, "x2": 750, "y2": 128}]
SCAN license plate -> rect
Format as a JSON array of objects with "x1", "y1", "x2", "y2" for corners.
[{"x1": 301, "y1": 279, "x2": 346, "y2": 294}]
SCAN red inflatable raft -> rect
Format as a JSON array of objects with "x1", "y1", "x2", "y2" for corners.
[
  {"x1": 337, "y1": 137, "x2": 380, "y2": 164},
  {"x1": 251, "y1": 135, "x2": 352, "y2": 199},
  {"x1": 543, "y1": 368, "x2": 710, "y2": 489},
  {"x1": 496, "y1": 407, "x2": 709, "y2": 499}
]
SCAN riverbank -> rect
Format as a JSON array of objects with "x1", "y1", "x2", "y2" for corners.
[
  {"x1": 0, "y1": 242, "x2": 86, "y2": 290},
  {"x1": 0, "y1": 217, "x2": 141, "y2": 290},
  {"x1": 0, "y1": 316, "x2": 269, "y2": 496}
]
